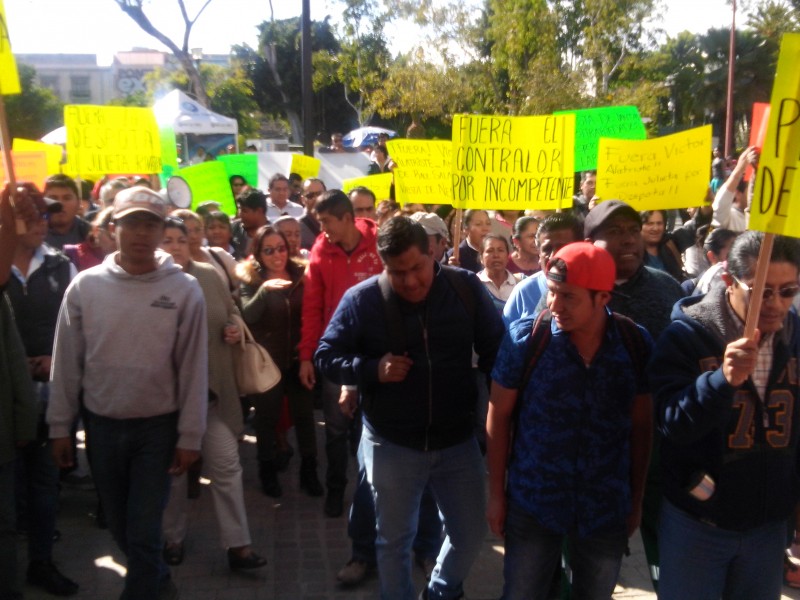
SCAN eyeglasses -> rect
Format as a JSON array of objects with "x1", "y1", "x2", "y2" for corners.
[
  {"x1": 261, "y1": 245, "x2": 287, "y2": 256},
  {"x1": 731, "y1": 274, "x2": 800, "y2": 300},
  {"x1": 304, "y1": 191, "x2": 322, "y2": 200}
]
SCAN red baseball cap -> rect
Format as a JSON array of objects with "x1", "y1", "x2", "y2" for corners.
[{"x1": 546, "y1": 241, "x2": 616, "y2": 292}]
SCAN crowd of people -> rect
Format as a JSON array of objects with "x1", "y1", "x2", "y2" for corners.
[{"x1": 0, "y1": 143, "x2": 799, "y2": 600}]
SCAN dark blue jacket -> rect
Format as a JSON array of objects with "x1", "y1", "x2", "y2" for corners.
[
  {"x1": 315, "y1": 264, "x2": 504, "y2": 451},
  {"x1": 648, "y1": 285, "x2": 800, "y2": 531}
]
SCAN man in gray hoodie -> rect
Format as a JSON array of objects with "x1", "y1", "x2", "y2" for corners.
[{"x1": 48, "y1": 186, "x2": 208, "y2": 599}]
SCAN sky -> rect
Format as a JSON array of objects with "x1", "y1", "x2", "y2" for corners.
[{"x1": 6, "y1": 0, "x2": 738, "y2": 64}]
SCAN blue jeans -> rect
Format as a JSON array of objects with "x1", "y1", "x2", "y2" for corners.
[
  {"x1": 0, "y1": 460, "x2": 21, "y2": 599},
  {"x1": 362, "y1": 428, "x2": 486, "y2": 600},
  {"x1": 84, "y1": 410, "x2": 178, "y2": 600},
  {"x1": 350, "y1": 436, "x2": 443, "y2": 564},
  {"x1": 658, "y1": 499, "x2": 785, "y2": 600},
  {"x1": 501, "y1": 501, "x2": 626, "y2": 600}
]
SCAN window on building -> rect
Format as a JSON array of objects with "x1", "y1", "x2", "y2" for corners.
[
  {"x1": 40, "y1": 76, "x2": 60, "y2": 95},
  {"x1": 70, "y1": 76, "x2": 91, "y2": 102}
]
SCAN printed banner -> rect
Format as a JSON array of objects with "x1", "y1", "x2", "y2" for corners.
[
  {"x1": 0, "y1": 0, "x2": 20, "y2": 95},
  {"x1": 0, "y1": 151, "x2": 47, "y2": 187},
  {"x1": 595, "y1": 125, "x2": 712, "y2": 210},
  {"x1": 342, "y1": 173, "x2": 393, "y2": 202},
  {"x1": 387, "y1": 139, "x2": 452, "y2": 205},
  {"x1": 64, "y1": 105, "x2": 162, "y2": 176},
  {"x1": 179, "y1": 161, "x2": 236, "y2": 216},
  {"x1": 555, "y1": 106, "x2": 647, "y2": 172},
  {"x1": 13, "y1": 138, "x2": 62, "y2": 175},
  {"x1": 750, "y1": 33, "x2": 800, "y2": 237},
  {"x1": 289, "y1": 154, "x2": 321, "y2": 182},
  {"x1": 451, "y1": 114, "x2": 576, "y2": 211},
  {"x1": 218, "y1": 154, "x2": 259, "y2": 189}
]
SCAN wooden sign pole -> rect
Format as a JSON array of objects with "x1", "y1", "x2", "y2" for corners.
[
  {"x1": 743, "y1": 233, "x2": 775, "y2": 339},
  {"x1": 451, "y1": 208, "x2": 464, "y2": 263},
  {"x1": 0, "y1": 94, "x2": 24, "y2": 233}
]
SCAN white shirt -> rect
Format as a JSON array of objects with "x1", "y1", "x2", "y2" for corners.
[
  {"x1": 266, "y1": 199, "x2": 304, "y2": 220},
  {"x1": 477, "y1": 269, "x2": 518, "y2": 302}
]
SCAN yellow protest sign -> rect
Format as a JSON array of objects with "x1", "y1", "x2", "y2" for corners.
[
  {"x1": 13, "y1": 138, "x2": 63, "y2": 175},
  {"x1": 290, "y1": 154, "x2": 321, "y2": 181},
  {"x1": 64, "y1": 105, "x2": 162, "y2": 176},
  {"x1": 387, "y1": 140, "x2": 452, "y2": 205},
  {"x1": 0, "y1": 151, "x2": 47, "y2": 187},
  {"x1": 451, "y1": 114, "x2": 575, "y2": 211},
  {"x1": 595, "y1": 125, "x2": 711, "y2": 211},
  {"x1": 0, "y1": 0, "x2": 20, "y2": 95},
  {"x1": 750, "y1": 33, "x2": 800, "y2": 237},
  {"x1": 342, "y1": 173, "x2": 393, "y2": 202}
]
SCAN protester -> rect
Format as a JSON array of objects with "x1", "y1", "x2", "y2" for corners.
[
  {"x1": 43, "y1": 175, "x2": 89, "y2": 250},
  {"x1": 266, "y1": 174, "x2": 304, "y2": 220},
  {"x1": 299, "y1": 178, "x2": 326, "y2": 250},
  {"x1": 172, "y1": 209, "x2": 239, "y2": 296},
  {"x1": 477, "y1": 234, "x2": 517, "y2": 313},
  {"x1": 159, "y1": 217, "x2": 266, "y2": 571},
  {"x1": 712, "y1": 146, "x2": 758, "y2": 232},
  {"x1": 229, "y1": 175, "x2": 248, "y2": 199},
  {"x1": 487, "y1": 242, "x2": 652, "y2": 600},
  {"x1": 273, "y1": 215, "x2": 309, "y2": 260},
  {"x1": 690, "y1": 228, "x2": 740, "y2": 296},
  {"x1": 0, "y1": 186, "x2": 40, "y2": 600},
  {"x1": 62, "y1": 207, "x2": 116, "y2": 272},
  {"x1": 641, "y1": 209, "x2": 684, "y2": 281},
  {"x1": 572, "y1": 171, "x2": 596, "y2": 217},
  {"x1": 367, "y1": 145, "x2": 395, "y2": 175},
  {"x1": 48, "y1": 186, "x2": 208, "y2": 599},
  {"x1": 297, "y1": 189, "x2": 383, "y2": 518},
  {"x1": 490, "y1": 210, "x2": 521, "y2": 244},
  {"x1": 232, "y1": 189, "x2": 268, "y2": 259},
  {"x1": 316, "y1": 216, "x2": 504, "y2": 600},
  {"x1": 507, "y1": 216, "x2": 540, "y2": 277},
  {"x1": 503, "y1": 212, "x2": 583, "y2": 326},
  {"x1": 204, "y1": 210, "x2": 235, "y2": 255},
  {"x1": 409, "y1": 211, "x2": 450, "y2": 263},
  {"x1": 445, "y1": 209, "x2": 491, "y2": 273},
  {"x1": 649, "y1": 231, "x2": 800, "y2": 599},
  {"x1": 349, "y1": 186, "x2": 378, "y2": 220},
  {"x1": 238, "y1": 225, "x2": 323, "y2": 498}
]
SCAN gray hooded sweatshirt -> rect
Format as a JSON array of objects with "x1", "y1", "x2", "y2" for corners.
[{"x1": 48, "y1": 251, "x2": 208, "y2": 450}]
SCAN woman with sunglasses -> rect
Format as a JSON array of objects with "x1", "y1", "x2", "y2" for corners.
[
  {"x1": 159, "y1": 217, "x2": 266, "y2": 571},
  {"x1": 237, "y1": 225, "x2": 323, "y2": 498}
]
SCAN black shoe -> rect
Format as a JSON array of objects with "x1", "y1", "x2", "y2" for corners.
[
  {"x1": 299, "y1": 457, "x2": 324, "y2": 497},
  {"x1": 227, "y1": 549, "x2": 267, "y2": 570},
  {"x1": 258, "y1": 460, "x2": 282, "y2": 498},
  {"x1": 26, "y1": 560, "x2": 79, "y2": 596},
  {"x1": 163, "y1": 542, "x2": 184, "y2": 566},
  {"x1": 324, "y1": 490, "x2": 344, "y2": 517}
]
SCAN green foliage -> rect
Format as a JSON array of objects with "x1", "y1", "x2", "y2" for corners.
[{"x1": 5, "y1": 64, "x2": 63, "y2": 140}]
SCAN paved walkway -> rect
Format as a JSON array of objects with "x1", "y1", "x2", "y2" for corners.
[{"x1": 16, "y1": 415, "x2": 800, "y2": 599}]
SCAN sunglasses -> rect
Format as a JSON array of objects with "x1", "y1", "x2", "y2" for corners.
[
  {"x1": 732, "y1": 274, "x2": 800, "y2": 300},
  {"x1": 261, "y1": 245, "x2": 287, "y2": 256}
]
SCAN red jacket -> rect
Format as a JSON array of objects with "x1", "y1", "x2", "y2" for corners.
[{"x1": 298, "y1": 218, "x2": 382, "y2": 361}]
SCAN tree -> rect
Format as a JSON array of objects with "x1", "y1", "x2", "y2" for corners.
[
  {"x1": 112, "y1": 0, "x2": 213, "y2": 106},
  {"x1": 5, "y1": 64, "x2": 63, "y2": 140}
]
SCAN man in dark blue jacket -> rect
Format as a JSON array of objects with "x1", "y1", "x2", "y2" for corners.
[
  {"x1": 649, "y1": 231, "x2": 800, "y2": 600},
  {"x1": 316, "y1": 216, "x2": 504, "y2": 600}
]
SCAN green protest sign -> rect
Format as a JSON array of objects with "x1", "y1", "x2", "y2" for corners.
[
  {"x1": 555, "y1": 106, "x2": 646, "y2": 172},
  {"x1": 217, "y1": 154, "x2": 259, "y2": 188},
  {"x1": 179, "y1": 161, "x2": 236, "y2": 215}
]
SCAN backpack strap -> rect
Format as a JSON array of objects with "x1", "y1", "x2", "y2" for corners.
[
  {"x1": 611, "y1": 312, "x2": 649, "y2": 381},
  {"x1": 378, "y1": 272, "x2": 406, "y2": 355},
  {"x1": 519, "y1": 309, "x2": 554, "y2": 392}
]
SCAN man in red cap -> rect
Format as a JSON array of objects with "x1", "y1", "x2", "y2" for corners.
[{"x1": 486, "y1": 241, "x2": 653, "y2": 600}]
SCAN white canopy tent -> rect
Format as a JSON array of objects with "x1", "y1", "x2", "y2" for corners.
[{"x1": 152, "y1": 89, "x2": 238, "y2": 136}]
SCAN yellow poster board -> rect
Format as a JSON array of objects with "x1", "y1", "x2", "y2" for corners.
[
  {"x1": 595, "y1": 125, "x2": 712, "y2": 210},
  {"x1": 0, "y1": 151, "x2": 47, "y2": 187},
  {"x1": 387, "y1": 140, "x2": 452, "y2": 205},
  {"x1": 0, "y1": 0, "x2": 20, "y2": 95},
  {"x1": 64, "y1": 105, "x2": 162, "y2": 176},
  {"x1": 750, "y1": 33, "x2": 800, "y2": 238},
  {"x1": 13, "y1": 138, "x2": 63, "y2": 175},
  {"x1": 290, "y1": 154, "x2": 321, "y2": 181},
  {"x1": 342, "y1": 173, "x2": 393, "y2": 202},
  {"x1": 451, "y1": 114, "x2": 576, "y2": 210}
]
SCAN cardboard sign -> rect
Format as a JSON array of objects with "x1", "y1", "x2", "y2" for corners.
[
  {"x1": 64, "y1": 105, "x2": 162, "y2": 176},
  {"x1": 217, "y1": 153, "x2": 259, "y2": 189},
  {"x1": 0, "y1": 0, "x2": 20, "y2": 95},
  {"x1": 451, "y1": 114, "x2": 576, "y2": 211},
  {"x1": 555, "y1": 106, "x2": 647, "y2": 171},
  {"x1": 746, "y1": 102, "x2": 770, "y2": 181},
  {"x1": 13, "y1": 138, "x2": 62, "y2": 176},
  {"x1": 342, "y1": 173, "x2": 393, "y2": 202},
  {"x1": 596, "y1": 125, "x2": 712, "y2": 210},
  {"x1": 750, "y1": 33, "x2": 800, "y2": 238},
  {"x1": 179, "y1": 161, "x2": 236, "y2": 216},
  {"x1": 387, "y1": 139, "x2": 452, "y2": 205},
  {"x1": 289, "y1": 154, "x2": 321, "y2": 182},
  {"x1": 0, "y1": 151, "x2": 47, "y2": 187}
]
